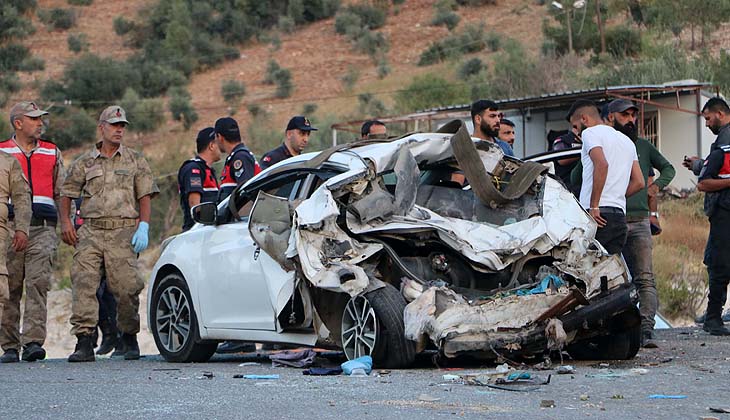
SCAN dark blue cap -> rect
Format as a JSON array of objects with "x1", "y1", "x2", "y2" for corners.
[
  {"x1": 286, "y1": 116, "x2": 318, "y2": 131},
  {"x1": 214, "y1": 117, "x2": 241, "y2": 141}
]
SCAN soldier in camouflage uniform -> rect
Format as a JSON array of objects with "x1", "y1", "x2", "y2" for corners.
[
  {"x1": 0, "y1": 153, "x2": 31, "y2": 359},
  {"x1": 0, "y1": 102, "x2": 63, "y2": 364},
  {"x1": 59, "y1": 106, "x2": 158, "y2": 362}
]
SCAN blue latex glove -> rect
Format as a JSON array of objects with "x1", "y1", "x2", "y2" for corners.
[
  {"x1": 131, "y1": 221, "x2": 149, "y2": 253},
  {"x1": 341, "y1": 355, "x2": 373, "y2": 375}
]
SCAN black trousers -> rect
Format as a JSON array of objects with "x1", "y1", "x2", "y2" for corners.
[
  {"x1": 594, "y1": 208, "x2": 628, "y2": 255},
  {"x1": 705, "y1": 207, "x2": 730, "y2": 317}
]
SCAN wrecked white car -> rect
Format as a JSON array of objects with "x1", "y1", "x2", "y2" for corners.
[{"x1": 147, "y1": 120, "x2": 640, "y2": 367}]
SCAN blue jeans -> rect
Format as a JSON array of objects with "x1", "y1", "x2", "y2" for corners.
[{"x1": 622, "y1": 218, "x2": 657, "y2": 334}]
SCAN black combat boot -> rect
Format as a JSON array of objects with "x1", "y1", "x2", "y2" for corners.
[
  {"x1": 96, "y1": 319, "x2": 119, "y2": 355},
  {"x1": 703, "y1": 314, "x2": 730, "y2": 336},
  {"x1": 0, "y1": 349, "x2": 19, "y2": 363},
  {"x1": 68, "y1": 335, "x2": 95, "y2": 362},
  {"x1": 21, "y1": 342, "x2": 46, "y2": 362},
  {"x1": 121, "y1": 333, "x2": 140, "y2": 360}
]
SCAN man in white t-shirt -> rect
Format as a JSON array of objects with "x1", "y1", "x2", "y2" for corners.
[{"x1": 567, "y1": 99, "x2": 645, "y2": 254}]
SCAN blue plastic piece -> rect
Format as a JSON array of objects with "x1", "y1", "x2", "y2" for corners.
[{"x1": 341, "y1": 355, "x2": 373, "y2": 375}]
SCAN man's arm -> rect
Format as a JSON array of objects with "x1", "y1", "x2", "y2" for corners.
[
  {"x1": 59, "y1": 196, "x2": 77, "y2": 246},
  {"x1": 588, "y1": 147, "x2": 608, "y2": 227},
  {"x1": 626, "y1": 160, "x2": 646, "y2": 197},
  {"x1": 647, "y1": 142, "x2": 675, "y2": 195},
  {"x1": 53, "y1": 149, "x2": 65, "y2": 213},
  {"x1": 138, "y1": 195, "x2": 151, "y2": 223},
  {"x1": 9, "y1": 159, "x2": 30, "y2": 251},
  {"x1": 697, "y1": 178, "x2": 730, "y2": 192},
  {"x1": 187, "y1": 192, "x2": 201, "y2": 208}
]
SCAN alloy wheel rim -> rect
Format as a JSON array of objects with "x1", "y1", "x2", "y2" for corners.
[
  {"x1": 155, "y1": 285, "x2": 191, "y2": 353},
  {"x1": 341, "y1": 295, "x2": 378, "y2": 360}
]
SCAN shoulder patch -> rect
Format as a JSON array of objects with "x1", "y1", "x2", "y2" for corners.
[
  {"x1": 191, "y1": 168, "x2": 201, "y2": 174},
  {"x1": 233, "y1": 159, "x2": 243, "y2": 170},
  {"x1": 190, "y1": 177, "x2": 202, "y2": 187},
  {"x1": 263, "y1": 155, "x2": 271, "y2": 162}
]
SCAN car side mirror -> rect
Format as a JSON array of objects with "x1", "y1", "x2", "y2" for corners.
[{"x1": 191, "y1": 202, "x2": 217, "y2": 225}]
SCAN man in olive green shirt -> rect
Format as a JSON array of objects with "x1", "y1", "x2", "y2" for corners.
[{"x1": 607, "y1": 99, "x2": 675, "y2": 348}]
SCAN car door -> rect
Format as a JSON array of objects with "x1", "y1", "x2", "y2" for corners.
[{"x1": 197, "y1": 171, "x2": 310, "y2": 331}]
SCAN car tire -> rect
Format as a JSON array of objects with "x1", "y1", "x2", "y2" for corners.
[
  {"x1": 151, "y1": 273, "x2": 217, "y2": 363},
  {"x1": 567, "y1": 322, "x2": 641, "y2": 360},
  {"x1": 341, "y1": 284, "x2": 416, "y2": 369}
]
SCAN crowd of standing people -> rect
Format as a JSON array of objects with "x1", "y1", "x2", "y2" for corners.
[{"x1": 0, "y1": 92, "x2": 727, "y2": 363}]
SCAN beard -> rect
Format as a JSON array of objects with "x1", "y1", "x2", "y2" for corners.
[
  {"x1": 614, "y1": 120, "x2": 637, "y2": 141},
  {"x1": 480, "y1": 119, "x2": 500, "y2": 138},
  {"x1": 709, "y1": 121, "x2": 722, "y2": 135}
]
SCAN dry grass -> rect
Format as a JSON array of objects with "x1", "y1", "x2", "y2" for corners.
[{"x1": 653, "y1": 193, "x2": 709, "y2": 325}]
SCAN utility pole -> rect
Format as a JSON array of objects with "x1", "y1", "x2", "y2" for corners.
[
  {"x1": 595, "y1": 0, "x2": 606, "y2": 54},
  {"x1": 566, "y1": 8, "x2": 573, "y2": 54}
]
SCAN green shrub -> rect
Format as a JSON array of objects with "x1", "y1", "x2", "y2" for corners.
[
  {"x1": 457, "y1": 57, "x2": 485, "y2": 79},
  {"x1": 354, "y1": 30, "x2": 388, "y2": 57},
  {"x1": 395, "y1": 73, "x2": 468, "y2": 113},
  {"x1": 43, "y1": 106, "x2": 96, "y2": 149},
  {"x1": 67, "y1": 0, "x2": 93, "y2": 5},
  {"x1": 485, "y1": 31, "x2": 501, "y2": 51},
  {"x1": 221, "y1": 79, "x2": 246, "y2": 109},
  {"x1": 40, "y1": 80, "x2": 66, "y2": 103},
  {"x1": 342, "y1": 3, "x2": 386, "y2": 29},
  {"x1": 0, "y1": 115, "x2": 10, "y2": 140},
  {"x1": 602, "y1": 25, "x2": 642, "y2": 58},
  {"x1": 376, "y1": 56, "x2": 390, "y2": 79},
  {"x1": 340, "y1": 66, "x2": 360, "y2": 91},
  {"x1": 120, "y1": 88, "x2": 165, "y2": 133},
  {"x1": 358, "y1": 93, "x2": 387, "y2": 117},
  {"x1": 113, "y1": 16, "x2": 135, "y2": 36},
  {"x1": 168, "y1": 86, "x2": 198, "y2": 130},
  {"x1": 0, "y1": 3, "x2": 36, "y2": 41},
  {"x1": 18, "y1": 56, "x2": 44, "y2": 72},
  {"x1": 334, "y1": 10, "x2": 362, "y2": 35},
  {"x1": 264, "y1": 59, "x2": 282, "y2": 84},
  {"x1": 456, "y1": 0, "x2": 496, "y2": 5},
  {"x1": 302, "y1": 103, "x2": 318, "y2": 115},
  {"x1": 278, "y1": 15, "x2": 296, "y2": 33},
  {"x1": 0, "y1": 43, "x2": 30, "y2": 71},
  {"x1": 38, "y1": 8, "x2": 77, "y2": 30},
  {"x1": 287, "y1": 0, "x2": 306, "y2": 24},
  {"x1": 67, "y1": 33, "x2": 89, "y2": 53},
  {"x1": 0, "y1": 74, "x2": 21, "y2": 107},
  {"x1": 431, "y1": 11, "x2": 460, "y2": 31},
  {"x1": 417, "y1": 23, "x2": 486, "y2": 66},
  {"x1": 61, "y1": 54, "x2": 141, "y2": 107},
  {"x1": 273, "y1": 68, "x2": 293, "y2": 98}
]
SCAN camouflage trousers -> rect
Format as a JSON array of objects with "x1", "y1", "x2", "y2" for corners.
[
  {"x1": 70, "y1": 224, "x2": 144, "y2": 337},
  {"x1": 0, "y1": 225, "x2": 8, "y2": 337},
  {"x1": 0, "y1": 224, "x2": 56, "y2": 351}
]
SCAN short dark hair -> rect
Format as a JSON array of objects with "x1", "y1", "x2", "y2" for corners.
[
  {"x1": 470, "y1": 99, "x2": 498, "y2": 123},
  {"x1": 702, "y1": 97, "x2": 730, "y2": 114},
  {"x1": 499, "y1": 118, "x2": 515, "y2": 128},
  {"x1": 214, "y1": 117, "x2": 241, "y2": 142},
  {"x1": 361, "y1": 120, "x2": 385, "y2": 137},
  {"x1": 566, "y1": 99, "x2": 599, "y2": 122},
  {"x1": 195, "y1": 127, "x2": 216, "y2": 153}
]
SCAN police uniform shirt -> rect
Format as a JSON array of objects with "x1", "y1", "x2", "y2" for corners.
[
  {"x1": 178, "y1": 156, "x2": 219, "y2": 231},
  {"x1": 699, "y1": 144, "x2": 730, "y2": 215},
  {"x1": 218, "y1": 143, "x2": 260, "y2": 202},
  {"x1": 260, "y1": 143, "x2": 292, "y2": 170}
]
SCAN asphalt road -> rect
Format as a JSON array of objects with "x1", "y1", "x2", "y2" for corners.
[{"x1": 1, "y1": 327, "x2": 729, "y2": 420}]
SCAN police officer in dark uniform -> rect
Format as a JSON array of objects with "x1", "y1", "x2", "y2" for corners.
[
  {"x1": 214, "y1": 117, "x2": 261, "y2": 203},
  {"x1": 177, "y1": 127, "x2": 221, "y2": 231},
  {"x1": 260, "y1": 116, "x2": 317, "y2": 170},
  {"x1": 553, "y1": 130, "x2": 582, "y2": 195},
  {"x1": 696, "y1": 97, "x2": 730, "y2": 336}
]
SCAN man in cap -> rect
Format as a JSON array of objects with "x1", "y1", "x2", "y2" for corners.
[
  {"x1": 215, "y1": 117, "x2": 261, "y2": 202},
  {"x1": 177, "y1": 127, "x2": 221, "y2": 231},
  {"x1": 606, "y1": 99, "x2": 675, "y2": 347},
  {"x1": 360, "y1": 120, "x2": 387, "y2": 140},
  {"x1": 59, "y1": 105, "x2": 159, "y2": 362},
  {"x1": 567, "y1": 99, "x2": 644, "y2": 255},
  {"x1": 0, "y1": 102, "x2": 63, "y2": 363},
  {"x1": 470, "y1": 100, "x2": 514, "y2": 157},
  {"x1": 261, "y1": 116, "x2": 317, "y2": 170},
  {"x1": 498, "y1": 118, "x2": 516, "y2": 148}
]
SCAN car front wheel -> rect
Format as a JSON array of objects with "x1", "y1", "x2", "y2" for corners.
[
  {"x1": 151, "y1": 273, "x2": 217, "y2": 363},
  {"x1": 341, "y1": 284, "x2": 416, "y2": 369}
]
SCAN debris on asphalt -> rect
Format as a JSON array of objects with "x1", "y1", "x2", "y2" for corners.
[
  {"x1": 302, "y1": 367, "x2": 342, "y2": 376},
  {"x1": 238, "y1": 362, "x2": 261, "y2": 367},
  {"x1": 557, "y1": 365, "x2": 575, "y2": 374},
  {"x1": 418, "y1": 394, "x2": 441, "y2": 402},
  {"x1": 611, "y1": 394, "x2": 624, "y2": 400},
  {"x1": 197, "y1": 371, "x2": 214, "y2": 380},
  {"x1": 709, "y1": 407, "x2": 730, "y2": 413},
  {"x1": 599, "y1": 363, "x2": 610, "y2": 368},
  {"x1": 630, "y1": 368, "x2": 649, "y2": 375},
  {"x1": 442, "y1": 374, "x2": 462, "y2": 382},
  {"x1": 152, "y1": 368, "x2": 181, "y2": 371},
  {"x1": 234, "y1": 374, "x2": 280, "y2": 380},
  {"x1": 540, "y1": 399, "x2": 556, "y2": 408},
  {"x1": 700, "y1": 417, "x2": 720, "y2": 420},
  {"x1": 341, "y1": 356, "x2": 373, "y2": 376},
  {"x1": 378, "y1": 370, "x2": 391, "y2": 376},
  {"x1": 579, "y1": 395, "x2": 589, "y2": 401},
  {"x1": 270, "y1": 349, "x2": 317, "y2": 368},
  {"x1": 647, "y1": 394, "x2": 687, "y2": 399}
]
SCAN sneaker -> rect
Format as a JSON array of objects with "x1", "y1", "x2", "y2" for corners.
[
  {"x1": 0, "y1": 349, "x2": 19, "y2": 363},
  {"x1": 21, "y1": 343, "x2": 46, "y2": 362}
]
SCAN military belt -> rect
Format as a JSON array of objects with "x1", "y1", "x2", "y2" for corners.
[{"x1": 86, "y1": 218, "x2": 137, "y2": 230}]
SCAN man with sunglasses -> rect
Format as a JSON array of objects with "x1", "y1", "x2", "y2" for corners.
[
  {"x1": 60, "y1": 106, "x2": 159, "y2": 362},
  {"x1": 470, "y1": 100, "x2": 514, "y2": 157}
]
